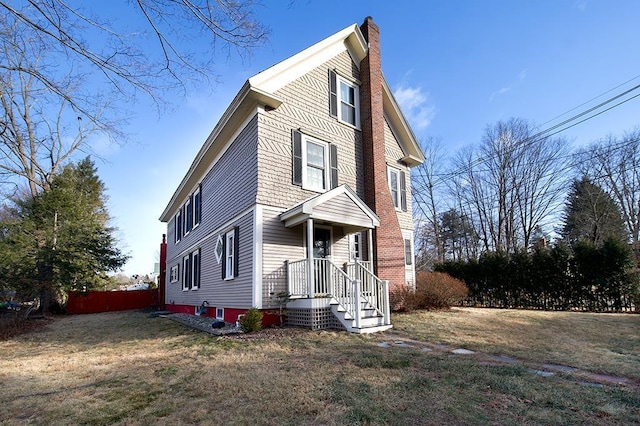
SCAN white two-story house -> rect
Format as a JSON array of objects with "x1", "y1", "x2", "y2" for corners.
[{"x1": 159, "y1": 17, "x2": 424, "y2": 333}]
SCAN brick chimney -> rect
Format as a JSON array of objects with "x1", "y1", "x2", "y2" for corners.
[{"x1": 359, "y1": 17, "x2": 407, "y2": 289}]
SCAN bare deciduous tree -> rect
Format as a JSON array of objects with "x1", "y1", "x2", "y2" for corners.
[
  {"x1": 411, "y1": 137, "x2": 445, "y2": 267},
  {"x1": 577, "y1": 128, "x2": 640, "y2": 259},
  {"x1": 450, "y1": 118, "x2": 568, "y2": 253},
  {"x1": 0, "y1": 0, "x2": 268, "y2": 196}
]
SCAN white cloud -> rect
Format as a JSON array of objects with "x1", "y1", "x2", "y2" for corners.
[
  {"x1": 519, "y1": 69, "x2": 527, "y2": 81},
  {"x1": 393, "y1": 84, "x2": 436, "y2": 130},
  {"x1": 489, "y1": 87, "x2": 511, "y2": 103},
  {"x1": 575, "y1": 0, "x2": 588, "y2": 11}
]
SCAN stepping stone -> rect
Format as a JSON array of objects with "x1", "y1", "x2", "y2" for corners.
[
  {"x1": 530, "y1": 370, "x2": 555, "y2": 377},
  {"x1": 452, "y1": 348, "x2": 476, "y2": 355},
  {"x1": 489, "y1": 355, "x2": 518, "y2": 364},
  {"x1": 542, "y1": 363, "x2": 577, "y2": 372},
  {"x1": 586, "y1": 373, "x2": 628, "y2": 385},
  {"x1": 394, "y1": 341, "x2": 414, "y2": 348},
  {"x1": 377, "y1": 342, "x2": 391, "y2": 348},
  {"x1": 420, "y1": 347, "x2": 432, "y2": 353}
]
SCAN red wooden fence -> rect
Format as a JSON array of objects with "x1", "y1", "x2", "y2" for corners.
[{"x1": 67, "y1": 289, "x2": 159, "y2": 314}]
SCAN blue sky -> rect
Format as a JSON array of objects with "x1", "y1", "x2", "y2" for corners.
[{"x1": 93, "y1": 1, "x2": 640, "y2": 275}]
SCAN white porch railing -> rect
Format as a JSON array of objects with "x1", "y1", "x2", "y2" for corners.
[
  {"x1": 345, "y1": 260, "x2": 389, "y2": 324},
  {"x1": 287, "y1": 258, "x2": 390, "y2": 327}
]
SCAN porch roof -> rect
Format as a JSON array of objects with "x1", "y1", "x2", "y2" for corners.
[{"x1": 280, "y1": 184, "x2": 380, "y2": 232}]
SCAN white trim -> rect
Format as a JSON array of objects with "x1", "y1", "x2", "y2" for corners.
[
  {"x1": 301, "y1": 134, "x2": 330, "y2": 192},
  {"x1": 387, "y1": 166, "x2": 402, "y2": 211},
  {"x1": 248, "y1": 24, "x2": 367, "y2": 93},
  {"x1": 402, "y1": 229, "x2": 416, "y2": 287},
  {"x1": 224, "y1": 230, "x2": 235, "y2": 280},
  {"x1": 335, "y1": 74, "x2": 361, "y2": 129},
  {"x1": 252, "y1": 204, "x2": 263, "y2": 309}
]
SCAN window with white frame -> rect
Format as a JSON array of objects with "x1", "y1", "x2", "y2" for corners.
[
  {"x1": 182, "y1": 249, "x2": 201, "y2": 290},
  {"x1": 221, "y1": 227, "x2": 239, "y2": 280},
  {"x1": 173, "y1": 184, "x2": 202, "y2": 243},
  {"x1": 216, "y1": 307, "x2": 224, "y2": 320},
  {"x1": 193, "y1": 186, "x2": 201, "y2": 228},
  {"x1": 387, "y1": 167, "x2": 407, "y2": 212},
  {"x1": 184, "y1": 196, "x2": 192, "y2": 235},
  {"x1": 292, "y1": 130, "x2": 338, "y2": 192},
  {"x1": 349, "y1": 233, "x2": 362, "y2": 261},
  {"x1": 329, "y1": 70, "x2": 360, "y2": 128},
  {"x1": 192, "y1": 249, "x2": 200, "y2": 290},
  {"x1": 169, "y1": 265, "x2": 179, "y2": 283},
  {"x1": 404, "y1": 238, "x2": 413, "y2": 265},
  {"x1": 174, "y1": 209, "x2": 182, "y2": 243},
  {"x1": 182, "y1": 254, "x2": 191, "y2": 291}
]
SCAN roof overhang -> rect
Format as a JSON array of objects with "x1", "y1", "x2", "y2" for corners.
[
  {"x1": 249, "y1": 24, "x2": 368, "y2": 93},
  {"x1": 280, "y1": 185, "x2": 380, "y2": 233},
  {"x1": 159, "y1": 84, "x2": 283, "y2": 222},
  {"x1": 382, "y1": 78, "x2": 425, "y2": 167}
]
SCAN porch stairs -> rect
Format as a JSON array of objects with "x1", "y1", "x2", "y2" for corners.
[
  {"x1": 330, "y1": 297, "x2": 392, "y2": 334},
  {"x1": 287, "y1": 258, "x2": 392, "y2": 334}
]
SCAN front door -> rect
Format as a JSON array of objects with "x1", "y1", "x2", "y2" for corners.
[
  {"x1": 313, "y1": 227, "x2": 331, "y2": 294},
  {"x1": 313, "y1": 227, "x2": 331, "y2": 259}
]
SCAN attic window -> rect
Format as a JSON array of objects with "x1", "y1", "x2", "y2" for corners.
[{"x1": 329, "y1": 70, "x2": 360, "y2": 128}]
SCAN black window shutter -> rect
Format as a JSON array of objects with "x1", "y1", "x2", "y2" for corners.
[
  {"x1": 221, "y1": 235, "x2": 226, "y2": 280},
  {"x1": 330, "y1": 144, "x2": 338, "y2": 189},
  {"x1": 233, "y1": 226, "x2": 240, "y2": 277},
  {"x1": 400, "y1": 170, "x2": 407, "y2": 212},
  {"x1": 329, "y1": 70, "x2": 338, "y2": 117},
  {"x1": 292, "y1": 129, "x2": 302, "y2": 186}
]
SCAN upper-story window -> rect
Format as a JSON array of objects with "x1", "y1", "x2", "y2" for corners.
[
  {"x1": 292, "y1": 130, "x2": 338, "y2": 192},
  {"x1": 329, "y1": 70, "x2": 360, "y2": 128},
  {"x1": 387, "y1": 167, "x2": 407, "y2": 212},
  {"x1": 173, "y1": 184, "x2": 202, "y2": 244}
]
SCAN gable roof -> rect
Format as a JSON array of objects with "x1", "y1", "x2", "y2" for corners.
[
  {"x1": 160, "y1": 21, "x2": 424, "y2": 222},
  {"x1": 280, "y1": 184, "x2": 380, "y2": 233}
]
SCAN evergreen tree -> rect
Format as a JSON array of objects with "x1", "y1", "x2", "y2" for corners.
[
  {"x1": 560, "y1": 177, "x2": 628, "y2": 247},
  {"x1": 0, "y1": 158, "x2": 128, "y2": 311}
]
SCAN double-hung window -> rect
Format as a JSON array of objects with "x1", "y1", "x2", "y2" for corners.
[
  {"x1": 221, "y1": 227, "x2": 239, "y2": 280},
  {"x1": 169, "y1": 265, "x2": 179, "y2": 283},
  {"x1": 175, "y1": 209, "x2": 182, "y2": 243},
  {"x1": 329, "y1": 70, "x2": 360, "y2": 128},
  {"x1": 182, "y1": 249, "x2": 201, "y2": 290},
  {"x1": 173, "y1": 184, "x2": 202, "y2": 243},
  {"x1": 292, "y1": 130, "x2": 338, "y2": 192},
  {"x1": 387, "y1": 167, "x2": 407, "y2": 212},
  {"x1": 182, "y1": 254, "x2": 191, "y2": 291}
]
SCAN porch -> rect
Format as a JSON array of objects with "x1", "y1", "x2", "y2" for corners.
[
  {"x1": 286, "y1": 258, "x2": 392, "y2": 333},
  {"x1": 279, "y1": 185, "x2": 392, "y2": 333}
]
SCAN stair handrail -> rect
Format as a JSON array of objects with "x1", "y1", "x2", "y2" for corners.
[{"x1": 353, "y1": 260, "x2": 386, "y2": 318}]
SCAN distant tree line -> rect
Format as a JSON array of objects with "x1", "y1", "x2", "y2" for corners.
[{"x1": 413, "y1": 119, "x2": 640, "y2": 312}]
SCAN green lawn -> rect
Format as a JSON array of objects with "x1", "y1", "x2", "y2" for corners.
[{"x1": 0, "y1": 309, "x2": 638, "y2": 425}]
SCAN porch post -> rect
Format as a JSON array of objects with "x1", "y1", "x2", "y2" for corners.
[
  {"x1": 306, "y1": 218, "x2": 314, "y2": 299},
  {"x1": 367, "y1": 228, "x2": 374, "y2": 269}
]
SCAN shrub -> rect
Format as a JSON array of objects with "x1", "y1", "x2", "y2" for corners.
[
  {"x1": 389, "y1": 284, "x2": 419, "y2": 313},
  {"x1": 415, "y1": 271, "x2": 469, "y2": 309},
  {"x1": 238, "y1": 307, "x2": 263, "y2": 333}
]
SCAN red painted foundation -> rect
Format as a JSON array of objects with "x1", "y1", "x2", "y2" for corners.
[{"x1": 165, "y1": 304, "x2": 281, "y2": 327}]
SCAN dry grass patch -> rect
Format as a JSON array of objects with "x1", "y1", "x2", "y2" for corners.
[
  {"x1": 393, "y1": 307, "x2": 640, "y2": 379},
  {"x1": 0, "y1": 310, "x2": 639, "y2": 425}
]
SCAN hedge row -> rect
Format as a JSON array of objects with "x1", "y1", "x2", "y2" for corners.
[{"x1": 435, "y1": 239, "x2": 639, "y2": 312}]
